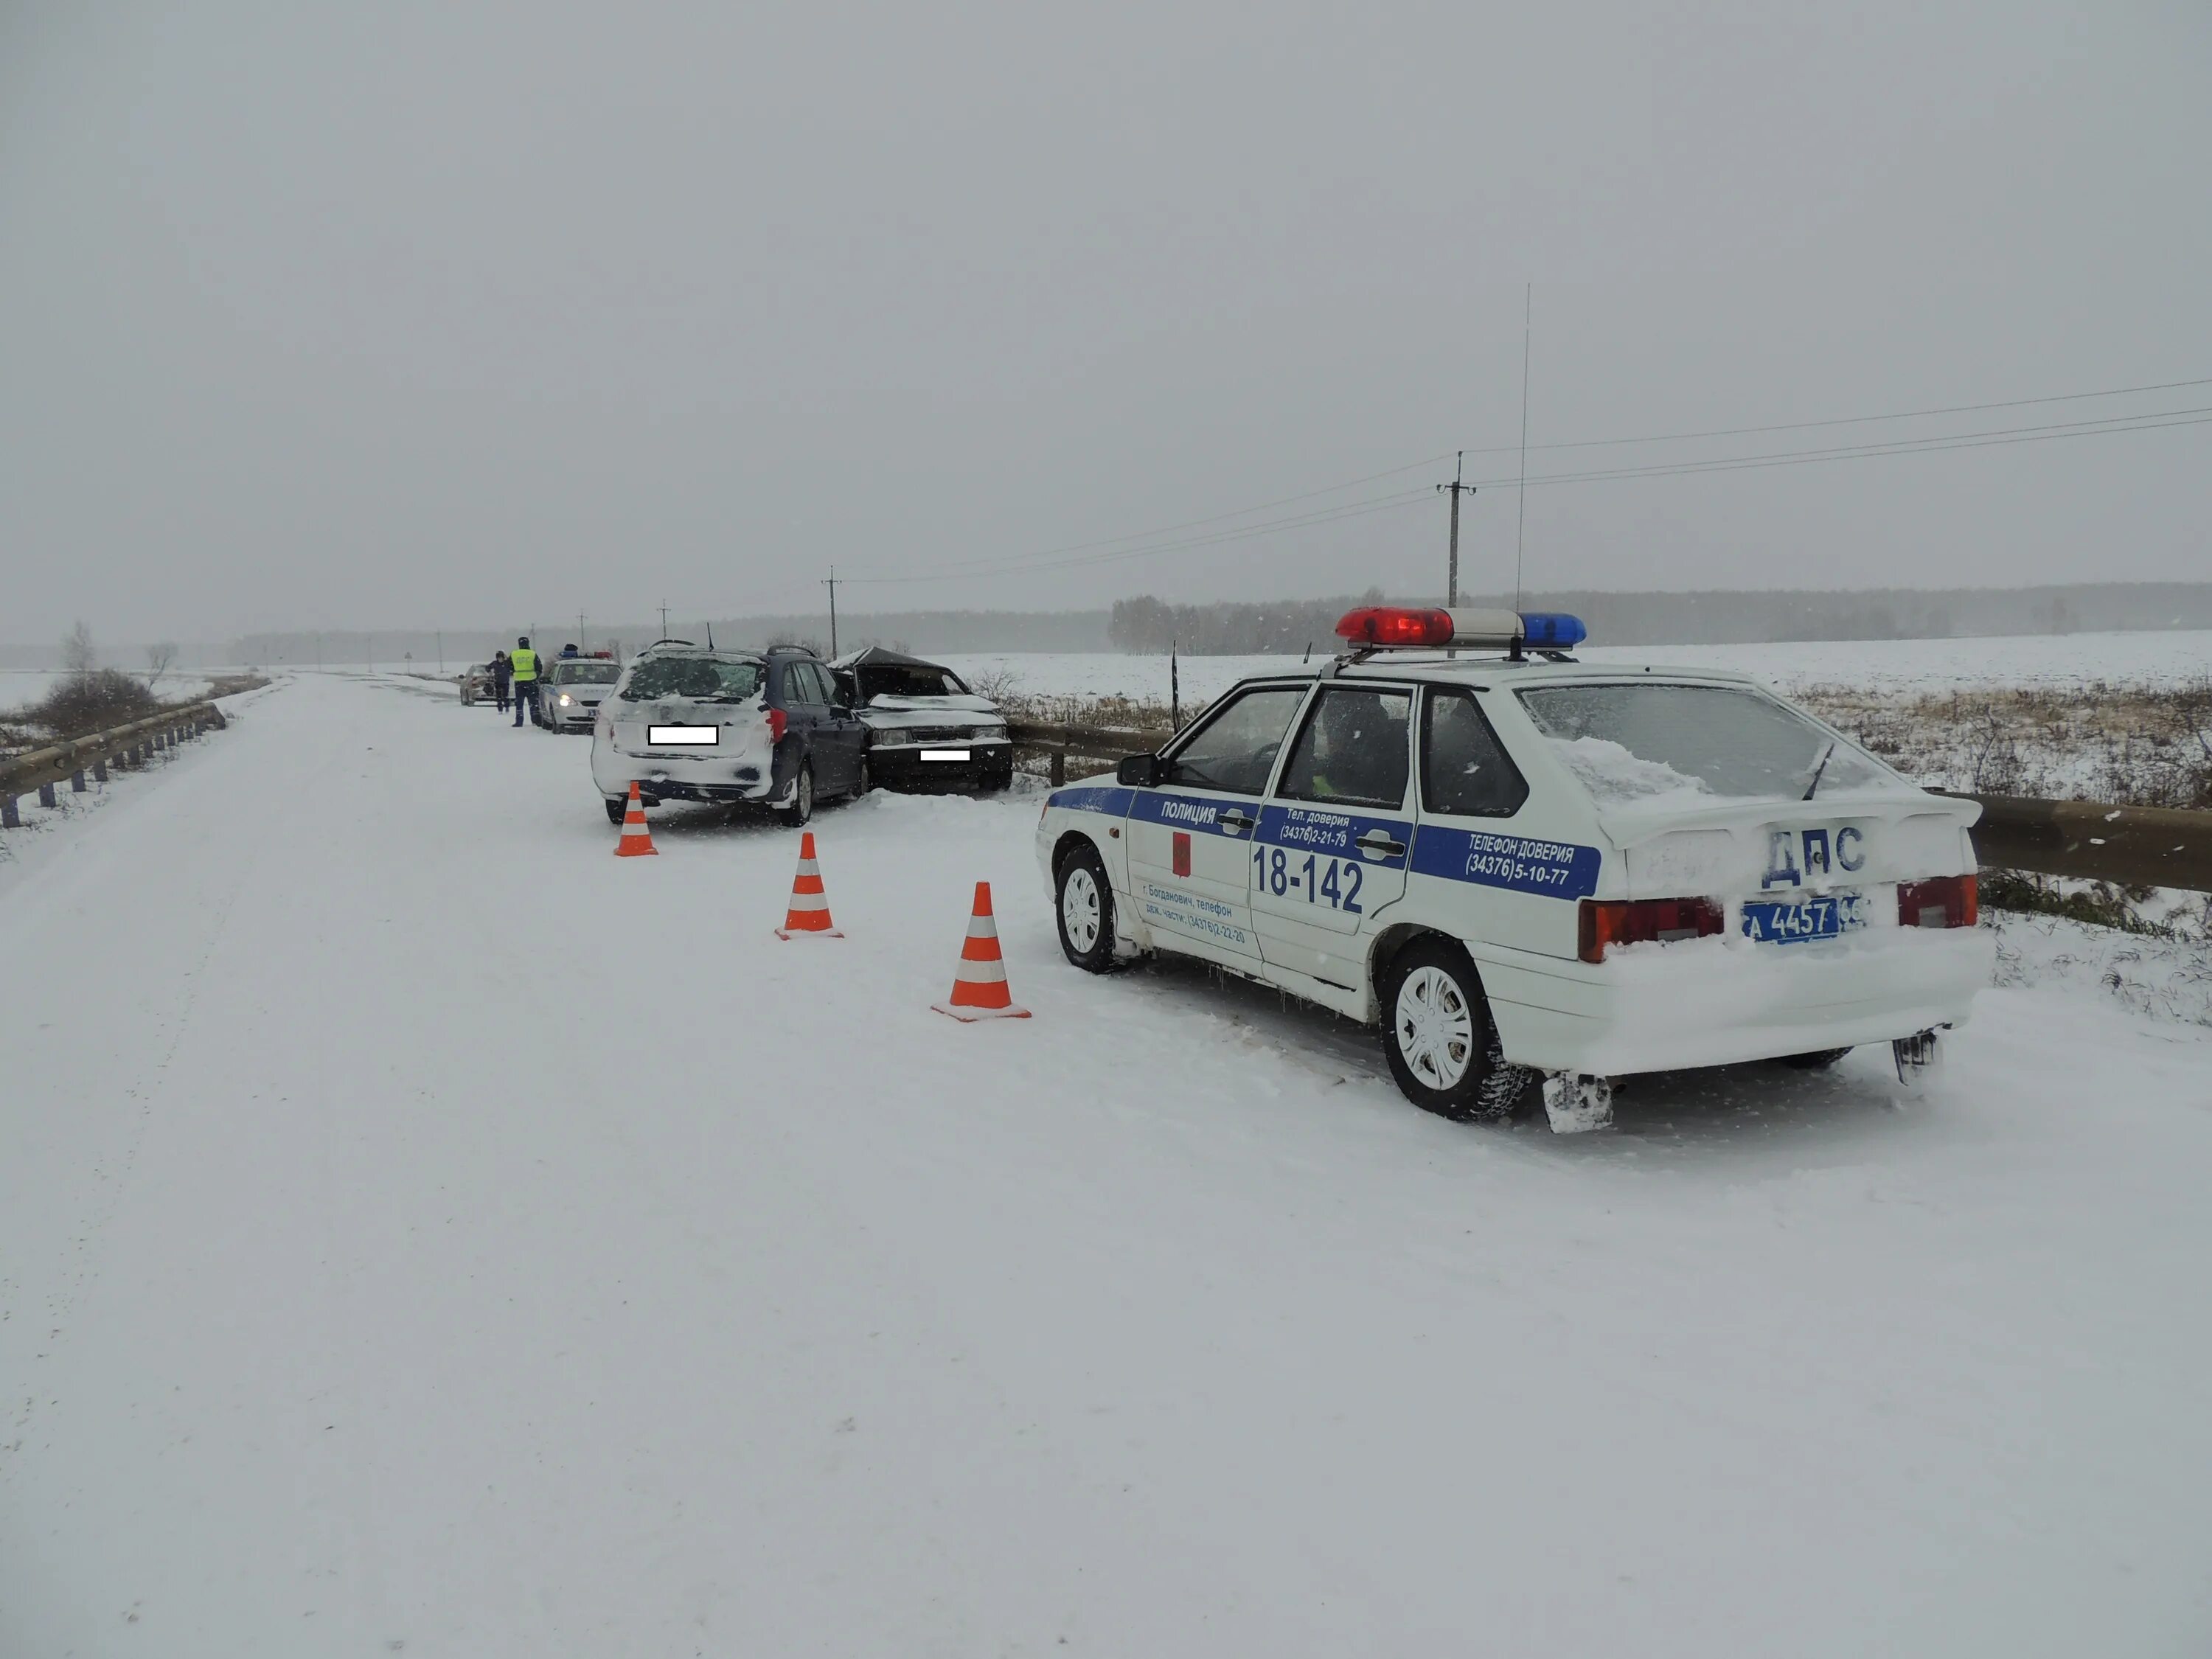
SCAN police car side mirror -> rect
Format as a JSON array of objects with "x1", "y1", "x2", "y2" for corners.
[{"x1": 1118, "y1": 752, "x2": 1161, "y2": 787}]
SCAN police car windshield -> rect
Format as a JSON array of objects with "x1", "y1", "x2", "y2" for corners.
[
  {"x1": 1518, "y1": 683, "x2": 1891, "y2": 804},
  {"x1": 620, "y1": 656, "x2": 764, "y2": 702},
  {"x1": 556, "y1": 661, "x2": 620, "y2": 684}
]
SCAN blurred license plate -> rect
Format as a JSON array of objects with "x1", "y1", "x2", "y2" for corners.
[
  {"x1": 919, "y1": 748, "x2": 971, "y2": 762},
  {"x1": 1742, "y1": 893, "x2": 1865, "y2": 944},
  {"x1": 647, "y1": 726, "x2": 717, "y2": 745}
]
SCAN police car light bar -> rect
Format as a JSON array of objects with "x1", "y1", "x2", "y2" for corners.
[{"x1": 1333, "y1": 606, "x2": 1587, "y2": 653}]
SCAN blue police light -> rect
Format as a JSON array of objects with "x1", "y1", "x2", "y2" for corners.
[{"x1": 1517, "y1": 612, "x2": 1587, "y2": 649}]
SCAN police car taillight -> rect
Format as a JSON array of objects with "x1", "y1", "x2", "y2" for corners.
[
  {"x1": 1333, "y1": 606, "x2": 1587, "y2": 653},
  {"x1": 1898, "y1": 874, "x2": 1977, "y2": 930},
  {"x1": 1579, "y1": 897, "x2": 1725, "y2": 962}
]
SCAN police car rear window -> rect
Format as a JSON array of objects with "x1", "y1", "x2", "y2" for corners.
[
  {"x1": 620, "y1": 658, "x2": 765, "y2": 702},
  {"x1": 1517, "y1": 683, "x2": 1891, "y2": 803}
]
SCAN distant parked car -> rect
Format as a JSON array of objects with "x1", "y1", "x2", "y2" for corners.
[
  {"x1": 458, "y1": 663, "x2": 498, "y2": 705},
  {"x1": 540, "y1": 654, "x2": 622, "y2": 732},
  {"x1": 590, "y1": 643, "x2": 870, "y2": 827},
  {"x1": 830, "y1": 647, "x2": 1012, "y2": 793}
]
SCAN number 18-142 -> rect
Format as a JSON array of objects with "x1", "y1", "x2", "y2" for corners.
[{"x1": 1253, "y1": 845, "x2": 1363, "y2": 913}]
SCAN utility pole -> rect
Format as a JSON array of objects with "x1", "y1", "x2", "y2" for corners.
[
  {"x1": 1437, "y1": 450, "x2": 1475, "y2": 607},
  {"x1": 823, "y1": 565, "x2": 839, "y2": 658},
  {"x1": 437, "y1": 630, "x2": 444, "y2": 672},
  {"x1": 659, "y1": 602, "x2": 669, "y2": 639},
  {"x1": 577, "y1": 612, "x2": 587, "y2": 652}
]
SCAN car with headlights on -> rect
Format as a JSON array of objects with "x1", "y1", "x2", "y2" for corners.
[{"x1": 540, "y1": 653, "x2": 622, "y2": 732}]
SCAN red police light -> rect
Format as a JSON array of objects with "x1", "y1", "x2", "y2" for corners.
[{"x1": 1335, "y1": 607, "x2": 1455, "y2": 647}]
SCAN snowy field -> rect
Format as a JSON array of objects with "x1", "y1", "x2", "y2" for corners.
[
  {"x1": 3, "y1": 672, "x2": 2211, "y2": 1656},
  {"x1": 0, "y1": 668, "x2": 218, "y2": 711},
  {"x1": 945, "y1": 628, "x2": 2212, "y2": 709}
]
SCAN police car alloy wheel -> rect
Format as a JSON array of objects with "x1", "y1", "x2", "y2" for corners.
[
  {"x1": 1379, "y1": 938, "x2": 1504, "y2": 1122},
  {"x1": 603, "y1": 796, "x2": 625, "y2": 826},
  {"x1": 1054, "y1": 844, "x2": 1118, "y2": 973}
]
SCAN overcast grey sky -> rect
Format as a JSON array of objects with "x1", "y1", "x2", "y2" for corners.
[{"x1": 3, "y1": 1, "x2": 2207, "y2": 642}]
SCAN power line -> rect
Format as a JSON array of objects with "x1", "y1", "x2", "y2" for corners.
[
  {"x1": 1466, "y1": 373, "x2": 2212, "y2": 458},
  {"x1": 856, "y1": 451, "x2": 1462, "y2": 584},
  {"x1": 661, "y1": 373, "x2": 2212, "y2": 612},
  {"x1": 841, "y1": 406, "x2": 2211, "y2": 589},
  {"x1": 831, "y1": 372, "x2": 2212, "y2": 591},
  {"x1": 1460, "y1": 405, "x2": 2212, "y2": 490},
  {"x1": 844, "y1": 487, "x2": 1438, "y2": 585}
]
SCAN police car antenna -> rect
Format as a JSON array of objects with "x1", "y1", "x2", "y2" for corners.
[{"x1": 1512, "y1": 282, "x2": 1532, "y2": 611}]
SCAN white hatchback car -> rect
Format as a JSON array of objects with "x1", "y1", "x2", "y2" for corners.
[{"x1": 1034, "y1": 608, "x2": 1989, "y2": 1132}]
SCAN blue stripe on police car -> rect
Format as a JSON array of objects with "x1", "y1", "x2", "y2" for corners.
[
  {"x1": 1046, "y1": 785, "x2": 1135, "y2": 817},
  {"x1": 1409, "y1": 825, "x2": 1601, "y2": 900},
  {"x1": 1127, "y1": 792, "x2": 1261, "y2": 834},
  {"x1": 1255, "y1": 804, "x2": 1411, "y2": 866}
]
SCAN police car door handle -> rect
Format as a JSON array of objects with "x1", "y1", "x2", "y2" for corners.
[
  {"x1": 1355, "y1": 829, "x2": 1406, "y2": 858},
  {"x1": 1219, "y1": 809, "x2": 1256, "y2": 835}
]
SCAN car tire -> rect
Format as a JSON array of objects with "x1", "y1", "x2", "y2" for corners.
[
  {"x1": 1054, "y1": 841, "x2": 1119, "y2": 973},
  {"x1": 852, "y1": 757, "x2": 870, "y2": 799},
  {"x1": 604, "y1": 796, "x2": 627, "y2": 826},
  {"x1": 1779, "y1": 1048, "x2": 1851, "y2": 1071},
  {"x1": 777, "y1": 762, "x2": 815, "y2": 827},
  {"x1": 1378, "y1": 936, "x2": 1506, "y2": 1123}
]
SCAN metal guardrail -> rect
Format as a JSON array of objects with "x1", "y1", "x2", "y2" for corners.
[
  {"x1": 1946, "y1": 792, "x2": 2212, "y2": 894},
  {"x1": 1006, "y1": 720, "x2": 1169, "y2": 785},
  {"x1": 1009, "y1": 725, "x2": 2212, "y2": 894},
  {"x1": 0, "y1": 700, "x2": 229, "y2": 827}
]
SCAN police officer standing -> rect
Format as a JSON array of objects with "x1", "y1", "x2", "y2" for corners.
[
  {"x1": 490, "y1": 649, "x2": 512, "y2": 714},
  {"x1": 509, "y1": 635, "x2": 542, "y2": 728}
]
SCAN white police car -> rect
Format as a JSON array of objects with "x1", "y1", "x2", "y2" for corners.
[{"x1": 1034, "y1": 607, "x2": 1989, "y2": 1132}]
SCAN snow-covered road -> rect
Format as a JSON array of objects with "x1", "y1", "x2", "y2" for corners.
[{"x1": 3, "y1": 674, "x2": 2208, "y2": 1657}]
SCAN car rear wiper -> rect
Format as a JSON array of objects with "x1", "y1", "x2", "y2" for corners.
[{"x1": 1803, "y1": 740, "x2": 1837, "y2": 800}]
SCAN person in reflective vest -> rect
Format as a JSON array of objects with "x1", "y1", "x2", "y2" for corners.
[{"x1": 509, "y1": 636, "x2": 542, "y2": 728}]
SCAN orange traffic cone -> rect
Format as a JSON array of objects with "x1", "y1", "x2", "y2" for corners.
[
  {"x1": 613, "y1": 781, "x2": 658, "y2": 858},
  {"x1": 774, "y1": 832, "x2": 844, "y2": 939},
  {"x1": 933, "y1": 881, "x2": 1031, "y2": 1020}
]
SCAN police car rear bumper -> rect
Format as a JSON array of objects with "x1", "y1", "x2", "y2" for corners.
[{"x1": 1475, "y1": 925, "x2": 1991, "y2": 1077}]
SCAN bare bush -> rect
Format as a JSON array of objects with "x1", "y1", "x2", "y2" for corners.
[
  {"x1": 964, "y1": 664, "x2": 1024, "y2": 705},
  {"x1": 33, "y1": 668, "x2": 161, "y2": 739},
  {"x1": 145, "y1": 641, "x2": 178, "y2": 685}
]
